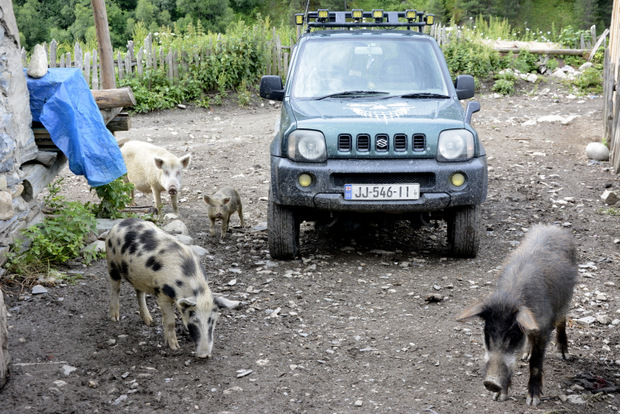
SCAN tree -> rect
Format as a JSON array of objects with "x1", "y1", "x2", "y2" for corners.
[
  {"x1": 176, "y1": 0, "x2": 234, "y2": 32},
  {"x1": 15, "y1": 0, "x2": 50, "y2": 49}
]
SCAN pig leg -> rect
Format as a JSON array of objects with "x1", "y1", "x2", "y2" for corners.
[
  {"x1": 152, "y1": 186, "x2": 163, "y2": 214},
  {"x1": 209, "y1": 217, "x2": 217, "y2": 237},
  {"x1": 170, "y1": 193, "x2": 179, "y2": 215},
  {"x1": 555, "y1": 318, "x2": 570, "y2": 360},
  {"x1": 158, "y1": 296, "x2": 180, "y2": 350},
  {"x1": 238, "y1": 205, "x2": 245, "y2": 227},
  {"x1": 135, "y1": 289, "x2": 153, "y2": 326},
  {"x1": 220, "y1": 214, "x2": 230, "y2": 238},
  {"x1": 109, "y1": 278, "x2": 121, "y2": 322},
  {"x1": 525, "y1": 334, "x2": 547, "y2": 406}
]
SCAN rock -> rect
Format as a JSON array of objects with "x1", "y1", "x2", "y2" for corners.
[
  {"x1": 83, "y1": 240, "x2": 106, "y2": 254},
  {"x1": 190, "y1": 245, "x2": 208, "y2": 257},
  {"x1": 174, "y1": 234, "x2": 194, "y2": 245},
  {"x1": 0, "y1": 191, "x2": 13, "y2": 220},
  {"x1": 597, "y1": 314, "x2": 612, "y2": 325},
  {"x1": 579, "y1": 62, "x2": 594, "y2": 71},
  {"x1": 525, "y1": 73, "x2": 538, "y2": 83},
  {"x1": 163, "y1": 219, "x2": 189, "y2": 236},
  {"x1": 62, "y1": 364, "x2": 77, "y2": 375},
  {"x1": 31, "y1": 285, "x2": 48, "y2": 295},
  {"x1": 586, "y1": 142, "x2": 610, "y2": 161},
  {"x1": 0, "y1": 292, "x2": 9, "y2": 389},
  {"x1": 27, "y1": 44, "x2": 48, "y2": 78},
  {"x1": 576, "y1": 316, "x2": 596, "y2": 325},
  {"x1": 601, "y1": 190, "x2": 619, "y2": 205},
  {"x1": 566, "y1": 394, "x2": 586, "y2": 404},
  {"x1": 551, "y1": 69, "x2": 567, "y2": 79}
]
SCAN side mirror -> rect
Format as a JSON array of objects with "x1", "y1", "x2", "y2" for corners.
[
  {"x1": 454, "y1": 75, "x2": 475, "y2": 100},
  {"x1": 260, "y1": 76, "x2": 285, "y2": 101},
  {"x1": 465, "y1": 101, "x2": 481, "y2": 124}
]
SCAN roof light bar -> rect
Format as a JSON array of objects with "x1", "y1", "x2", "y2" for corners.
[{"x1": 301, "y1": 10, "x2": 435, "y2": 32}]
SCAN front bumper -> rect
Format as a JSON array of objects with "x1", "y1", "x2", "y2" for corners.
[{"x1": 271, "y1": 156, "x2": 488, "y2": 214}]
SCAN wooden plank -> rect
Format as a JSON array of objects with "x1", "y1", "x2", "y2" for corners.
[
  {"x1": 588, "y1": 28, "x2": 609, "y2": 61},
  {"x1": 91, "y1": 49, "x2": 99, "y2": 90},
  {"x1": 91, "y1": 87, "x2": 136, "y2": 109},
  {"x1": 49, "y1": 40, "x2": 57, "y2": 68},
  {"x1": 493, "y1": 47, "x2": 588, "y2": 56},
  {"x1": 101, "y1": 107, "x2": 122, "y2": 126},
  {"x1": 84, "y1": 51, "x2": 91, "y2": 85},
  {"x1": 137, "y1": 47, "x2": 144, "y2": 75},
  {"x1": 117, "y1": 51, "x2": 124, "y2": 80},
  {"x1": 106, "y1": 112, "x2": 131, "y2": 132},
  {"x1": 74, "y1": 42, "x2": 83, "y2": 72},
  {"x1": 91, "y1": 0, "x2": 116, "y2": 89}
]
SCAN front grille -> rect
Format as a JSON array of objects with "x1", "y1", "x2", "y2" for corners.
[
  {"x1": 375, "y1": 134, "x2": 389, "y2": 152},
  {"x1": 412, "y1": 134, "x2": 426, "y2": 151},
  {"x1": 338, "y1": 134, "x2": 352, "y2": 151},
  {"x1": 357, "y1": 134, "x2": 370, "y2": 151},
  {"x1": 333, "y1": 173, "x2": 435, "y2": 188},
  {"x1": 394, "y1": 134, "x2": 407, "y2": 151}
]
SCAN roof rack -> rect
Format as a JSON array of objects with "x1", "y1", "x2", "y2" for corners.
[{"x1": 295, "y1": 9, "x2": 435, "y2": 33}]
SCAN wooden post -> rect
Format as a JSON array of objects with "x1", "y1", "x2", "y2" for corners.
[{"x1": 91, "y1": 0, "x2": 116, "y2": 89}]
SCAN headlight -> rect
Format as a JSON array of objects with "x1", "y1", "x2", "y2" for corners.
[
  {"x1": 287, "y1": 130, "x2": 327, "y2": 162},
  {"x1": 437, "y1": 129, "x2": 475, "y2": 161}
]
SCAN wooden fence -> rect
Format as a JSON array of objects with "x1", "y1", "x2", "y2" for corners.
[
  {"x1": 606, "y1": 0, "x2": 620, "y2": 173},
  {"x1": 22, "y1": 30, "x2": 292, "y2": 90}
]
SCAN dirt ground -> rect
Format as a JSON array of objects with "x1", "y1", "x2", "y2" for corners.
[{"x1": 2, "y1": 78, "x2": 620, "y2": 414}]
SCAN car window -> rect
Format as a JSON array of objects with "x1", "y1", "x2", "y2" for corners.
[{"x1": 290, "y1": 37, "x2": 449, "y2": 99}]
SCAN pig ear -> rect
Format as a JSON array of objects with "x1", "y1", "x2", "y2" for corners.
[
  {"x1": 204, "y1": 195, "x2": 212, "y2": 205},
  {"x1": 178, "y1": 298, "x2": 197, "y2": 308},
  {"x1": 222, "y1": 197, "x2": 231, "y2": 205},
  {"x1": 154, "y1": 157, "x2": 165, "y2": 170},
  {"x1": 456, "y1": 302, "x2": 485, "y2": 322},
  {"x1": 214, "y1": 296, "x2": 240, "y2": 309},
  {"x1": 179, "y1": 154, "x2": 191, "y2": 169},
  {"x1": 516, "y1": 306, "x2": 539, "y2": 332}
]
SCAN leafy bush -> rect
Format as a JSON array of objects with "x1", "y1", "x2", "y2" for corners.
[
  {"x1": 492, "y1": 79, "x2": 515, "y2": 95},
  {"x1": 89, "y1": 176, "x2": 135, "y2": 219},
  {"x1": 6, "y1": 179, "x2": 101, "y2": 279},
  {"x1": 442, "y1": 38, "x2": 505, "y2": 78},
  {"x1": 571, "y1": 67, "x2": 603, "y2": 94}
]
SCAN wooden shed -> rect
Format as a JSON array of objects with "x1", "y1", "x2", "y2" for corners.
[{"x1": 606, "y1": 0, "x2": 620, "y2": 171}]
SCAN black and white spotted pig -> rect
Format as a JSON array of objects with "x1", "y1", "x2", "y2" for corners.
[{"x1": 105, "y1": 218, "x2": 239, "y2": 358}]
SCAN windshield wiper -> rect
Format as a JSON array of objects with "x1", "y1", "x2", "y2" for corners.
[
  {"x1": 393, "y1": 92, "x2": 451, "y2": 99},
  {"x1": 316, "y1": 90, "x2": 389, "y2": 100}
]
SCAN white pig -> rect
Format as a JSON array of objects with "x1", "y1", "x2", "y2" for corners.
[
  {"x1": 121, "y1": 140, "x2": 191, "y2": 215},
  {"x1": 204, "y1": 187, "x2": 244, "y2": 238}
]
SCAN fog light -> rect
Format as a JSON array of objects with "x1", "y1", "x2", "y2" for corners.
[
  {"x1": 299, "y1": 174, "x2": 312, "y2": 187},
  {"x1": 451, "y1": 173, "x2": 466, "y2": 187}
]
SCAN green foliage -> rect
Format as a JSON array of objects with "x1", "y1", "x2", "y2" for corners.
[
  {"x1": 492, "y1": 79, "x2": 515, "y2": 95},
  {"x1": 6, "y1": 179, "x2": 101, "y2": 279},
  {"x1": 598, "y1": 206, "x2": 620, "y2": 216},
  {"x1": 557, "y1": 25, "x2": 591, "y2": 48},
  {"x1": 442, "y1": 38, "x2": 505, "y2": 78},
  {"x1": 570, "y1": 67, "x2": 603, "y2": 94},
  {"x1": 510, "y1": 50, "x2": 538, "y2": 73},
  {"x1": 89, "y1": 176, "x2": 135, "y2": 219}
]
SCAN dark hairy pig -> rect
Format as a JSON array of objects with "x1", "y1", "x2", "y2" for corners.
[{"x1": 457, "y1": 224, "x2": 577, "y2": 406}]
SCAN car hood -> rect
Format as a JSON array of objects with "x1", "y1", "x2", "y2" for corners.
[{"x1": 289, "y1": 97, "x2": 466, "y2": 125}]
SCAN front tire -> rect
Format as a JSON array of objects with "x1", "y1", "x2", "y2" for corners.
[
  {"x1": 268, "y1": 196, "x2": 300, "y2": 260},
  {"x1": 447, "y1": 204, "x2": 481, "y2": 258}
]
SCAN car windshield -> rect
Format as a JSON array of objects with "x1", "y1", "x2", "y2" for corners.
[{"x1": 290, "y1": 37, "x2": 449, "y2": 99}]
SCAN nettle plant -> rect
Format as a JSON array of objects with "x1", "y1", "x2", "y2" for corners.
[{"x1": 6, "y1": 179, "x2": 101, "y2": 280}]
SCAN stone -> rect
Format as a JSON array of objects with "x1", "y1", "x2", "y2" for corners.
[
  {"x1": 31, "y1": 285, "x2": 48, "y2": 295},
  {"x1": 0, "y1": 191, "x2": 14, "y2": 220},
  {"x1": 163, "y1": 219, "x2": 189, "y2": 236},
  {"x1": 0, "y1": 292, "x2": 9, "y2": 389},
  {"x1": 586, "y1": 142, "x2": 610, "y2": 161},
  {"x1": 601, "y1": 190, "x2": 619, "y2": 205},
  {"x1": 27, "y1": 44, "x2": 48, "y2": 79}
]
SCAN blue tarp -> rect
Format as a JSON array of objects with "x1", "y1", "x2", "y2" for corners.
[{"x1": 25, "y1": 68, "x2": 127, "y2": 187}]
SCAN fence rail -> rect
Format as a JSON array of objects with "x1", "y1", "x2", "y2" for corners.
[{"x1": 22, "y1": 31, "x2": 292, "y2": 90}]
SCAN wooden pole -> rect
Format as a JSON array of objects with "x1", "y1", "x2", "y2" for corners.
[{"x1": 91, "y1": 0, "x2": 116, "y2": 89}]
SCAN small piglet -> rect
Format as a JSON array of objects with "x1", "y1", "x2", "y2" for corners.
[
  {"x1": 457, "y1": 224, "x2": 577, "y2": 406},
  {"x1": 204, "y1": 187, "x2": 244, "y2": 238},
  {"x1": 106, "y1": 218, "x2": 239, "y2": 358},
  {"x1": 121, "y1": 140, "x2": 191, "y2": 215}
]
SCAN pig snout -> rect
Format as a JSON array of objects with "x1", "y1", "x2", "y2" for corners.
[
  {"x1": 168, "y1": 186, "x2": 177, "y2": 195},
  {"x1": 483, "y1": 377, "x2": 503, "y2": 393}
]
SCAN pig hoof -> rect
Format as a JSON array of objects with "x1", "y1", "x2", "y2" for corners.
[{"x1": 526, "y1": 395, "x2": 540, "y2": 406}]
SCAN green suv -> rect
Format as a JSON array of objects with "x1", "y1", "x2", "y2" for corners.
[{"x1": 260, "y1": 10, "x2": 487, "y2": 259}]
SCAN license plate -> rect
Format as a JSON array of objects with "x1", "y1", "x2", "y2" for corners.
[{"x1": 344, "y1": 184, "x2": 420, "y2": 200}]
